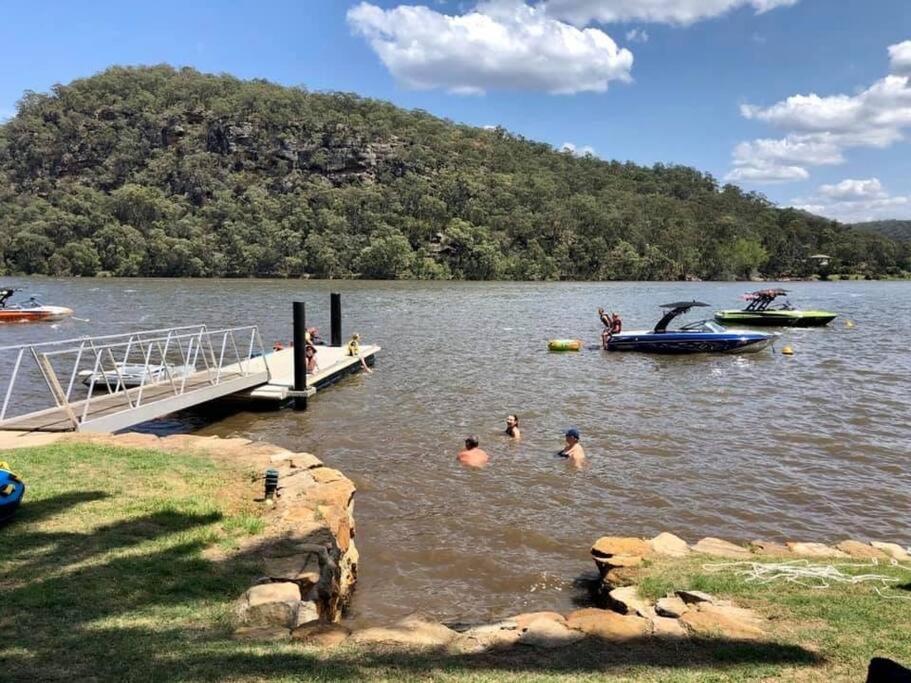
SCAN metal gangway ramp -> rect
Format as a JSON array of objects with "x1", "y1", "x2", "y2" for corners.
[{"x1": 0, "y1": 325, "x2": 271, "y2": 433}]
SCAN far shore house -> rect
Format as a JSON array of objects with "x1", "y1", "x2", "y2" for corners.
[{"x1": 808, "y1": 254, "x2": 832, "y2": 267}]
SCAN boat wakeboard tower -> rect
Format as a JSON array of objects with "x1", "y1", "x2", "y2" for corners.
[{"x1": 714, "y1": 289, "x2": 837, "y2": 327}]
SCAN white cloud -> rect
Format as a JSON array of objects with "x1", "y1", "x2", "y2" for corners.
[
  {"x1": 726, "y1": 161, "x2": 808, "y2": 183},
  {"x1": 888, "y1": 40, "x2": 911, "y2": 75},
  {"x1": 543, "y1": 0, "x2": 798, "y2": 26},
  {"x1": 625, "y1": 28, "x2": 649, "y2": 43},
  {"x1": 560, "y1": 141, "x2": 597, "y2": 156},
  {"x1": 347, "y1": 1, "x2": 634, "y2": 95},
  {"x1": 818, "y1": 178, "x2": 886, "y2": 201},
  {"x1": 791, "y1": 178, "x2": 911, "y2": 222},
  {"x1": 728, "y1": 39, "x2": 911, "y2": 183}
]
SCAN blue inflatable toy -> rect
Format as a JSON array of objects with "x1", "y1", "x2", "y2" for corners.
[{"x1": 0, "y1": 461, "x2": 24, "y2": 523}]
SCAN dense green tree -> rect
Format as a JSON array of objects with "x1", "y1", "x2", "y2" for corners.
[{"x1": 0, "y1": 65, "x2": 906, "y2": 280}]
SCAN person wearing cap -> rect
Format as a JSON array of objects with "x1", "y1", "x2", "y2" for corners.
[
  {"x1": 558, "y1": 428, "x2": 585, "y2": 465},
  {"x1": 458, "y1": 436, "x2": 489, "y2": 468}
]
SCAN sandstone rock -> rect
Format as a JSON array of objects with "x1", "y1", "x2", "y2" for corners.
[
  {"x1": 651, "y1": 616, "x2": 688, "y2": 637},
  {"x1": 232, "y1": 626, "x2": 291, "y2": 642},
  {"x1": 294, "y1": 600, "x2": 320, "y2": 627},
  {"x1": 274, "y1": 452, "x2": 323, "y2": 469},
  {"x1": 263, "y1": 551, "x2": 322, "y2": 587},
  {"x1": 298, "y1": 479, "x2": 355, "y2": 510},
  {"x1": 681, "y1": 603, "x2": 764, "y2": 640},
  {"x1": 835, "y1": 540, "x2": 887, "y2": 559},
  {"x1": 603, "y1": 554, "x2": 643, "y2": 568},
  {"x1": 513, "y1": 612, "x2": 566, "y2": 631},
  {"x1": 592, "y1": 536, "x2": 651, "y2": 559},
  {"x1": 565, "y1": 608, "x2": 650, "y2": 640},
  {"x1": 676, "y1": 590, "x2": 715, "y2": 605},
  {"x1": 749, "y1": 540, "x2": 792, "y2": 556},
  {"x1": 311, "y1": 467, "x2": 347, "y2": 484},
  {"x1": 609, "y1": 586, "x2": 655, "y2": 618},
  {"x1": 318, "y1": 505, "x2": 352, "y2": 551},
  {"x1": 648, "y1": 532, "x2": 690, "y2": 558},
  {"x1": 870, "y1": 542, "x2": 911, "y2": 561},
  {"x1": 691, "y1": 537, "x2": 751, "y2": 559},
  {"x1": 786, "y1": 542, "x2": 848, "y2": 559},
  {"x1": 448, "y1": 621, "x2": 520, "y2": 654},
  {"x1": 292, "y1": 623, "x2": 351, "y2": 648},
  {"x1": 656, "y1": 596, "x2": 689, "y2": 618},
  {"x1": 350, "y1": 614, "x2": 457, "y2": 648},
  {"x1": 517, "y1": 618, "x2": 585, "y2": 648},
  {"x1": 238, "y1": 582, "x2": 302, "y2": 628},
  {"x1": 604, "y1": 567, "x2": 640, "y2": 587}
]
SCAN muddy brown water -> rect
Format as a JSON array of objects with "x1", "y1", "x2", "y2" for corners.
[{"x1": 2, "y1": 277, "x2": 909, "y2": 625}]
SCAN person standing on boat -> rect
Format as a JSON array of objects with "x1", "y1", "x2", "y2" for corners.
[
  {"x1": 458, "y1": 436, "x2": 489, "y2": 468},
  {"x1": 558, "y1": 428, "x2": 586, "y2": 466},
  {"x1": 505, "y1": 414, "x2": 520, "y2": 439}
]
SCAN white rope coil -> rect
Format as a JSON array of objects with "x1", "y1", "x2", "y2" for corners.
[{"x1": 701, "y1": 558, "x2": 911, "y2": 600}]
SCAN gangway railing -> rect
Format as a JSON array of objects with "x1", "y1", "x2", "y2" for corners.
[{"x1": 0, "y1": 325, "x2": 271, "y2": 432}]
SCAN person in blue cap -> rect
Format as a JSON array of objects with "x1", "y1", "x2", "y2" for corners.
[{"x1": 558, "y1": 428, "x2": 586, "y2": 466}]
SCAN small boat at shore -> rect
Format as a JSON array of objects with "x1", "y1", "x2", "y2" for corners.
[
  {"x1": 715, "y1": 289, "x2": 836, "y2": 328},
  {"x1": 606, "y1": 301, "x2": 778, "y2": 354},
  {"x1": 0, "y1": 288, "x2": 73, "y2": 324}
]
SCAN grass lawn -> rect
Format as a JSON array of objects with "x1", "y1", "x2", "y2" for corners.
[{"x1": 1, "y1": 441, "x2": 909, "y2": 682}]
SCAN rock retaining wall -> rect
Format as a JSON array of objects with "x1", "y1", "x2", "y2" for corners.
[{"x1": 0, "y1": 429, "x2": 358, "y2": 637}]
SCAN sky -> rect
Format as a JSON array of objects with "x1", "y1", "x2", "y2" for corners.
[{"x1": 1, "y1": 0, "x2": 910, "y2": 223}]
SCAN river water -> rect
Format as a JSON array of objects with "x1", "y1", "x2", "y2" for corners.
[{"x1": 1, "y1": 277, "x2": 909, "y2": 624}]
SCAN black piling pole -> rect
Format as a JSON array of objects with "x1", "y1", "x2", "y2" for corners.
[
  {"x1": 293, "y1": 301, "x2": 307, "y2": 410},
  {"x1": 330, "y1": 292, "x2": 342, "y2": 347}
]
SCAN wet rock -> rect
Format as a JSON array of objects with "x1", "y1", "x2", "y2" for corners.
[
  {"x1": 291, "y1": 623, "x2": 351, "y2": 648},
  {"x1": 232, "y1": 626, "x2": 291, "y2": 642},
  {"x1": 517, "y1": 618, "x2": 585, "y2": 648},
  {"x1": 680, "y1": 603, "x2": 765, "y2": 640},
  {"x1": 786, "y1": 542, "x2": 848, "y2": 559},
  {"x1": 565, "y1": 608, "x2": 650, "y2": 640},
  {"x1": 870, "y1": 542, "x2": 911, "y2": 561},
  {"x1": 692, "y1": 537, "x2": 751, "y2": 559},
  {"x1": 676, "y1": 590, "x2": 715, "y2": 605},
  {"x1": 238, "y1": 582, "x2": 302, "y2": 628},
  {"x1": 648, "y1": 532, "x2": 690, "y2": 558},
  {"x1": 448, "y1": 621, "x2": 520, "y2": 653},
  {"x1": 749, "y1": 540, "x2": 793, "y2": 556},
  {"x1": 651, "y1": 616, "x2": 688, "y2": 637},
  {"x1": 513, "y1": 612, "x2": 566, "y2": 631},
  {"x1": 609, "y1": 586, "x2": 655, "y2": 618},
  {"x1": 350, "y1": 614, "x2": 457, "y2": 648},
  {"x1": 656, "y1": 596, "x2": 689, "y2": 618},
  {"x1": 835, "y1": 540, "x2": 888, "y2": 559},
  {"x1": 592, "y1": 536, "x2": 651, "y2": 560}
]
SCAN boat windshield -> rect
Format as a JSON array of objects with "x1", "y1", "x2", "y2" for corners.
[{"x1": 679, "y1": 319, "x2": 726, "y2": 333}]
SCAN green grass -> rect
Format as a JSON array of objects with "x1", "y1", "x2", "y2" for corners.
[
  {"x1": 1, "y1": 442, "x2": 907, "y2": 681},
  {"x1": 637, "y1": 555, "x2": 911, "y2": 680}
]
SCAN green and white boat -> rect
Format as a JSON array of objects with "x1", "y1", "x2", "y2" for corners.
[{"x1": 714, "y1": 289, "x2": 837, "y2": 328}]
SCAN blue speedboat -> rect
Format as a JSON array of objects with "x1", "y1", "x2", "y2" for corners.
[
  {"x1": 0, "y1": 461, "x2": 25, "y2": 523},
  {"x1": 605, "y1": 301, "x2": 778, "y2": 354}
]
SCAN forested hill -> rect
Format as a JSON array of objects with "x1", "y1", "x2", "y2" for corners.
[
  {"x1": 850, "y1": 220, "x2": 911, "y2": 242},
  {"x1": 1, "y1": 66, "x2": 907, "y2": 280}
]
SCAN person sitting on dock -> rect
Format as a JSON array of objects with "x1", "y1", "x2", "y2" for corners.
[
  {"x1": 307, "y1": 327, "x2": 325, "y2": 345},
  {"x1": 305, "y1": 342, "x2": 318, "y2": 374},
  {"x1": 505, "y1": 414, "x2": 521, "y2": 439},
  {"x1": 558, "y1": 428, "x2": 586, "y2": 466},
  {"x1": 458, "y1": 436, "x2": 489, "y2": 468},
  {"x1": 346, "y1": 333, "x2": 373, "y2": 374}
]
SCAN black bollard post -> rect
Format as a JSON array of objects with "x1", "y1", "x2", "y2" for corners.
[
  {"x1": 330, "y1": 292, "x2": 342, "y2": 347},
  {"x1": 293, "y1": 301, "x2": 307, "y2": 410}
]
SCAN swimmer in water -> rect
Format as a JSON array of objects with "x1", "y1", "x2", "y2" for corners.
[
  {"x1": 505, "y1": 414, "x2": 520, "y2": 439},
  {"x1": 558, "y1": 428, "x2": 586, "y2": 467},
  {"x1": 458, "y1": 436, "x2": 489, "y2": 468}
]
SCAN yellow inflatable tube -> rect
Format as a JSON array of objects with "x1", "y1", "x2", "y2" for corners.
[{"x1": 548, "y1": 339, "x2": 583, "y2": 352}]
